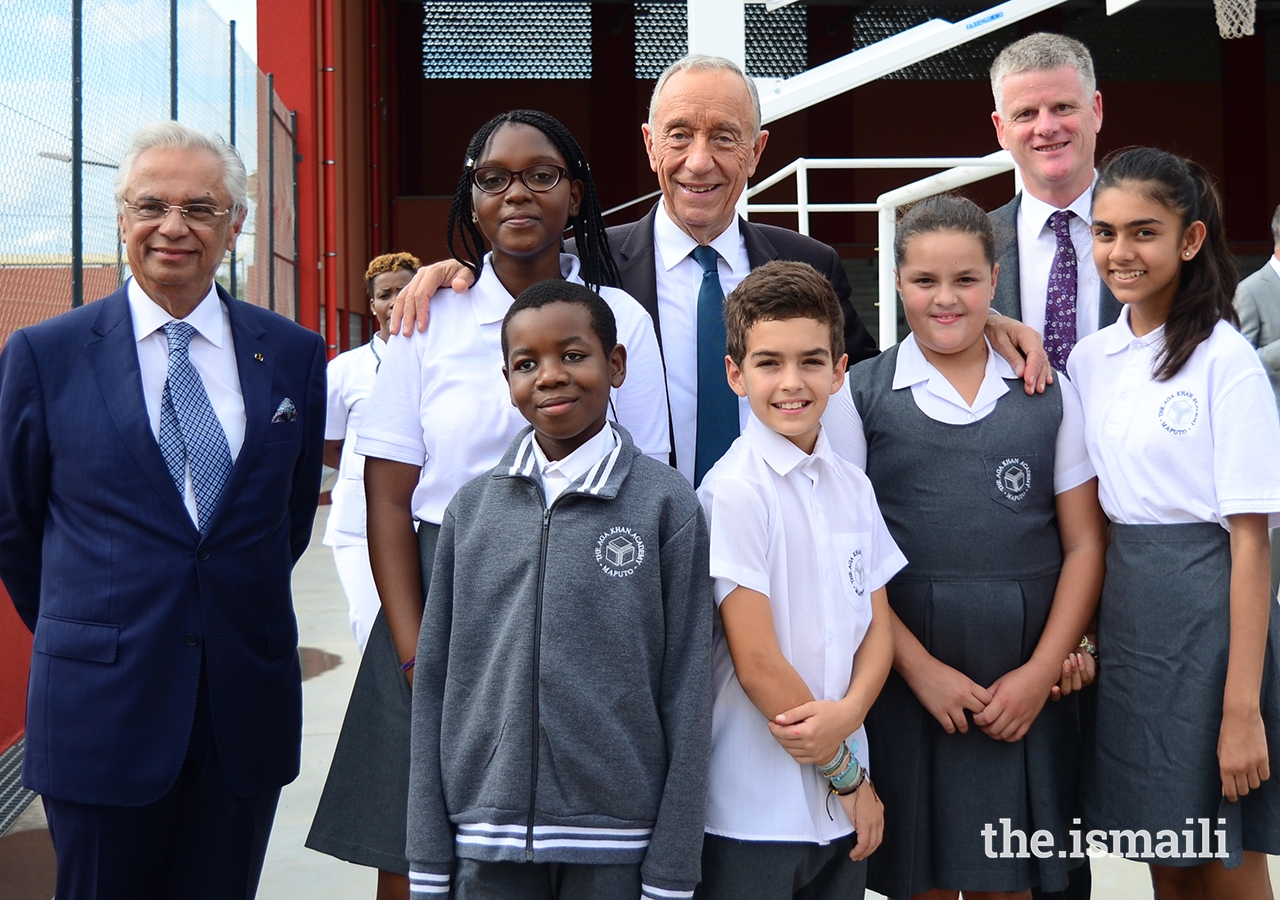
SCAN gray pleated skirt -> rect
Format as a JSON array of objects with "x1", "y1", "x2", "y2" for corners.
[
  {"x1": 306, "y1": 522, "x2": 441, "y2": 873},
  {"x1": 1084, "y1": 522, "x2": 1280, "y2": 868}
]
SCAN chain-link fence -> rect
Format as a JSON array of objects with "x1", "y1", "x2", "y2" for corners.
[{"x1": 0, "y1": 0, "x2": 298, "y2": 351}]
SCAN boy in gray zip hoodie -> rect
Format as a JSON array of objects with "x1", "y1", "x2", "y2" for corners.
[{"x1": 406, "y1": 280, "x2": 714, "y2": 900}]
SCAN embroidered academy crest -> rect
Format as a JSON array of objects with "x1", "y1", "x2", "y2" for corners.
[
  {"x1": 846, "y1": 549, "x2": 866, "y2": 597},
  {"x1": 595, "y1": 526, "x2": 646, "y2": 578},
  {"x1": 1158, "y1": 391, "x2": 1199, "y2": 435},
  {"x1": 995, "y1": 457, "x2": 1031, "y2": 503}
]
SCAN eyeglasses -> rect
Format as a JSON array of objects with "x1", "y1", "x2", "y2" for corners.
[
  {"x1": 470, "y1": 165, "x2": 569, "y2": 194},
  {"x1": 124, "y1": 201, "x2": 233, "y2": 227}
]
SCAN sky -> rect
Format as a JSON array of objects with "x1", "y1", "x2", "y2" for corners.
[{"x1": 206, "y1": 0, "x2": 256, "y2": 62}]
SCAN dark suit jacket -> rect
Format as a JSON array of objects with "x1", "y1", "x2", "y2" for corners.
[
  {"x1": 0, "y1": 284, "x2": 326, "y2": 805},
  {"x1": 571, "y1": 203, "x2": 879, "y2": 364},
  {"x1": 990, "y1": 194, "x2": 1121, "y2": 331}
]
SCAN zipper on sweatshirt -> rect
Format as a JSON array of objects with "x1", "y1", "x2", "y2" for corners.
[{"x1": 526, "y1": 504, "x2": 552, "y2": 861}]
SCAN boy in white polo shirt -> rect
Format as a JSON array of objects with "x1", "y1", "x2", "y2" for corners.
[{"x1": 696, "y1": 261, "x2": 906, "y2": 900}]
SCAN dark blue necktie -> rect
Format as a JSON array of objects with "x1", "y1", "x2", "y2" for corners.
[
  {"x1": 693, "y1": 245, "x2": 737, "y2": 486},
  {"x1": 158, "y1": 322, "x2": 233, "y2": 533}
]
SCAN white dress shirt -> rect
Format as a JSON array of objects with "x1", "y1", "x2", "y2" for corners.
[
  {"x1": 1269, "y1": 255, "x2": 1280, "y2": 281},
  {"x1": 653, "y1": 198, "x2": 753, "y2": 482},
  {"x1": 356, "y1": 254, "x2": 669, "y2": 525},
  {"x1": 127, "y1": 278, "x2": 245, "y2": 526},
  {"x1": 835, "y1": 336, "x2": 1095, "y2": 494},
  {"x1": 1069, "y1": 308, "x2": 1280, "y2": 529},
  {"x1": 529, "y1": 423, "x2": 617, "y2": 506},
  {"x1": 1017, "y1": 181, "x2": 1102, "y2": 341},
  {"x1": 323, "y1": 335, "x2": 385, "y2": 546},
  {"x1": 697, "y1": 416, "x2": 907, "y2": 843}
]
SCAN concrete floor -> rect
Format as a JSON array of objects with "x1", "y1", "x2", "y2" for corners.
[{"x1": 2, "y1": 506, "x2": 1278, "y2": 898}]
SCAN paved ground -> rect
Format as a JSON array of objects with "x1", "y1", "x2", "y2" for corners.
[{"x1": 2, "y1": 505, "x2": 1277, "y2": 897}]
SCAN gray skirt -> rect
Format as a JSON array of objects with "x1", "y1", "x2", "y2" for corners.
[
  {"x1": 306, "y1": 522, "x2": 441, "y2": 873},
  {"x1": 1084, "y1": 522, "x2": 1280, "y2": 867}
]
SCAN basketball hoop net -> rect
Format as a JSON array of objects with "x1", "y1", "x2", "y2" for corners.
[{"x1": 1214, "y1": 0, "x2": 1256, "y2": 38}]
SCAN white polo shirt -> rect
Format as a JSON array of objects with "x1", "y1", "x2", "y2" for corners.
[
  {"x1": 323, "y1": 335, "x2": 384, "y2": 546},
  {"x1": 356, "y1": 254, "x2": 669, "y2": 525},
  {"x1": 1068, "y1": 309, "x2": 1280, "y2": 528},
  {"x1": 835, "y1": 335, "x2": 1095, "y2": 495},
  {"x1": 1017, "y1": 181, "x2": 1102, "y2": 341},
  {"x1": 697, "y1": 415, "x2": 907, "y2": 844}
]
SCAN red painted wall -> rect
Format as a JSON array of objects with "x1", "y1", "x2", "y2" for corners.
[{"x1": 0, "y1": 581, "x2": 31, "y2": 753}]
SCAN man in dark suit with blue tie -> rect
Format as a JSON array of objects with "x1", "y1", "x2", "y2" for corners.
[{"x1": 0, "y1": 122, "x2": 326, "y2": 899}]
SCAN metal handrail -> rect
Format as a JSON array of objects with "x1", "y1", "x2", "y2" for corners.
[{"x1": 744, "y1": 151, "x2": 1018, "y2": 349}]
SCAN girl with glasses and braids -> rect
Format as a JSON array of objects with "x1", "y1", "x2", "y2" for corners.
[
  {"x1": 1071, "y1": 147, "x2": 1280, "y2": 899},
  {"x1": 306, "y1": 110, "x2": 669, "y2": 899}
]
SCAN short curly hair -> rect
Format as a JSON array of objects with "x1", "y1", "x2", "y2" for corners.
[
  {"x1": 724, "y1": 261, "x2": 844, "y2": 367},
  {"x1": 365, "y1": 251, "x2": 420, "y2": 296}
]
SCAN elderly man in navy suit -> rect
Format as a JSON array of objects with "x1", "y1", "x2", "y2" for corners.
[{"x1": 0, "y1": 121, "x2": 326, "y2": 899}]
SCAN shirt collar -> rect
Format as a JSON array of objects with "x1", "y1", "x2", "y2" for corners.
[
  {"x1": 1020, "y1": 174, "x2": 1097, "y2": 230},
  {"x1": 127, "y1": 277, "x2": 223, "y2": 347},
  {"x1": 1268, "y1": 255, "x2": 1280, "y2": 281},
  {"x1": 652, "y1": 197, "x2": 745, "y2": 275},
  {"x1": 1101, "y1": 305, "x2": 1166, "y2": 355},
  {"x1": 892, "y1": 333, "x2": 1015, "y2": 388},
  {"x1": 530, "y1": 423, "x2": 618, "y2": 484},
  {"x1": 742, "y1": 412, "x2": 834, "y2": 478},
  {"x1": 472, "y1": 252, "x2": 583, "y2": 325}
]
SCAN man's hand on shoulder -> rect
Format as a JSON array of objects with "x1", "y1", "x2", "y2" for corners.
[
  {"x1": 985, "y1": 311, "x2": 1052, "y2": 394},
  {"x1": 390, "y1": 260, "x2": 476, "y2": 336}
]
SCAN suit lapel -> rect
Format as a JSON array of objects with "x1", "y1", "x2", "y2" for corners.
[
  {"x1": 989, "y1": 195, "x2": 1023, "y2": 321},
  {"x1": 615, "y1": 205, "x2": 662, "y2": 340},
  {"x1": 201, "y1": 288, "x2": 271, "y2": 535},
  {"x1": 87, "y1": 289, "x2": 199, "y2": 538},
  {"x1": 741, "y1": 218, "x2": 780, "y2": 270}
]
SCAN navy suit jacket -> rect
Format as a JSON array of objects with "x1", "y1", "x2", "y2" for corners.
[
  {"x1": 0, "y1": 283, "x2": 326, "y2": 805},
  {"x1": 990, "y1": 194, "x2": 1121, "y2": 332},
  {"x1": 572, "y1": 203, "x2": 879, "y2": 365}
]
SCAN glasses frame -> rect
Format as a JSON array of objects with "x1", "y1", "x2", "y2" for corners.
[
  {"x1": 124, "y1": 201, "x2": 235, "y2": 227},
  {"x1": 469, "y1": 164, "x2": 570, "y2": 194}
]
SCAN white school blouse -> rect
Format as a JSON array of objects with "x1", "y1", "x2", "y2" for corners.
[
  {"x1": 1067, "y1": 309, "x2": 1280, "y2": 528},
  {"x1": 356, "y1": 254, "x2": 670, "y2": 525},
  {"x1": 323, "y1": 335, "x2": 384, "y2": 547},
  {"x1": 834, "y1": 335, "x2": 1095, "y2": 495},
  {"x1": 697, "y1": 416, "x2": 907, "y2": 844}
]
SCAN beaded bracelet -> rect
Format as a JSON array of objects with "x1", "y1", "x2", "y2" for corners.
[{"x1": 829, "y1": 758, "x2": 865, "y2": 795}]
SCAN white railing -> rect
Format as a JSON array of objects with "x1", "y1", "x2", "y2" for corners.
[{"x1": 745, "y1": 151, "x2": 1018, "y2": 349}]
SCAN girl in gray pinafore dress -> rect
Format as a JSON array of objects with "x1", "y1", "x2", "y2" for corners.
[
  {"x1": 1070, "y1": 149, "x2": 1280, "y2": 897},
  {"x1": 846, "y1": 196, "x2": 1107, "y2": 898}
]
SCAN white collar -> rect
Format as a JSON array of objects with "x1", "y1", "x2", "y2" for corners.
[
  {"x1": 127, "y1": 277, "x2": 224, "y2": 347},
  {"x1": 1102, "y1": 305, "x2": 1165, "y2": 355},
  {"x1": 652, "y1": 197, "x2": 745, "y2": 275},
  {"x1": 892, "y1": 334, "x2": 1013, "y2": 410},
  {"x1": 741, "y1": 412, "x2": 834, "y2": 478},
  {"x1": 531, "y1": 422, "x2": 618, "y2": 484},
  {"x1": 471, "y1": 252, "x2": 585, "y2": 325},
  {"x1": 1020, "y1": 174, "x2": 1097, "y2": 230},
  {"x1": 1268, "y1": 255, "x2": 1280, "y2": 281}
]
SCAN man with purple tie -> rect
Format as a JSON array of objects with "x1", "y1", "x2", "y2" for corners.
[{"x1": 989, "y1": 34, "x2": 1120, "y2": 366}]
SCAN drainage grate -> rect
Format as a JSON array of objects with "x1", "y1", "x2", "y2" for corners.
[{"x1": 0, "y1": 738, "x2": 35, "y2": 837}]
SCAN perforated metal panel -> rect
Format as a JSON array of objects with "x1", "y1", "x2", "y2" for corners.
[
  {"x1": 422, "y1": 2, "x2": 593, "y2": 79},
  {"x1": 635, "y1": 1, "x2": 807, "y2": 79}
]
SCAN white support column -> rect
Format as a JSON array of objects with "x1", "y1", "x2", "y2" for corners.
[{"x1": 688, "y1": 0, "x2": 746, "y2": 66}]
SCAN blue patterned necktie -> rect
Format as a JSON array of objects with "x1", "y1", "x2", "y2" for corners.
[
  {"x1": 158, "y1": 322, "x2": 233, "y2": 533},
  {"x1": 692, "y1": 245, "x2": 737, "y2": 486},
  {"x1": 1045, "y1": 209, "x2": 1078, "y2": 373}
]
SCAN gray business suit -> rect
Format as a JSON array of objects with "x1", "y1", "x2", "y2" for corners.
[
  {"x1": 989, "y1": 194, "x2": 1121, "y2": 340},
  {"x1": 1234, "y1": 258, "x2": 1280, "y2": 599}
]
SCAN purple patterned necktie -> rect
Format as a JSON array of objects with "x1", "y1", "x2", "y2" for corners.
[{"x1": 1045, "y1": 209, "x2": 1078, "y2": 372}]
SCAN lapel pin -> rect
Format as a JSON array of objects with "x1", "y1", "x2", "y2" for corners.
[{"x1": 254, "y1": 353, "x2": 264, "y2": 362}]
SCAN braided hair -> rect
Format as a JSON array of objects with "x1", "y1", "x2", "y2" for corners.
[
  {"x1": 1094, "y1": 147, "x2": 1238, "y2": 381},
  {"x1": 446, "y1": 110, "x2": 620, "y2": 292}
]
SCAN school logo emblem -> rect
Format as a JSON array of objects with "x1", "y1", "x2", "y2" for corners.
[
  {"x1": 1159, "y1": 391, "x2": 1199, "y2": 435},
  {"x1": 995, "y1": 457, "x2": 1031, "y2": 502},
  {"x1": 847, "y1": 550, "x2": 866, "y2": 598},
  {"x1": 595, "y1": 526, "x2": 646, "y2": 578}
]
